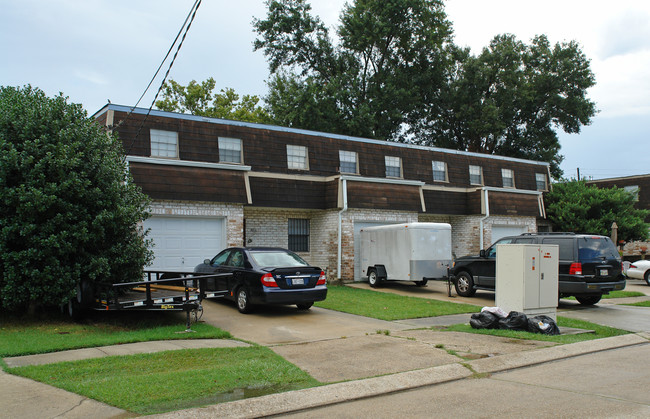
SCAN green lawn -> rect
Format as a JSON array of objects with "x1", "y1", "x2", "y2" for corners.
[
  {"x1": 9, "y1": 346, "x2": 319, "y2": 415},
  {"x1": 315, "y1": 285, "x2": 479, "y2": 320},
  {"x1": 0, "y1": 310, "x2": 231, "y2": 357},
  {"x1": 443, "y1": 316, "x2": 629, "y2": 344}
]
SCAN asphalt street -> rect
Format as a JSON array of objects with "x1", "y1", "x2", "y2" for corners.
[{"x1": 281, "y1": 343, "x2": 650, "y2": 419}]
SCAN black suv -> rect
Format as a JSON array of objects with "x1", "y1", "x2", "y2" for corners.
[{"x1": 452, "y1": 233, "x2": 625, "y2": 305}]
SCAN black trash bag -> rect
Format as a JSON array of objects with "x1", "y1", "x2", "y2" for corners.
[
  {"x1": 527, "y1": 315, "x2": 561, "y2": 335},
  {"x1": 498, "y1": 311, "x2": 528, "y2": 330},
  {"x1": 469, "y1": 311, "x2": 500, "y2": 329}
]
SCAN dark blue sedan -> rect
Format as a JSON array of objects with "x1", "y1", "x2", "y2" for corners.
[{"x1": 194, "y1": 247, "x2": 327, "y2": 313}]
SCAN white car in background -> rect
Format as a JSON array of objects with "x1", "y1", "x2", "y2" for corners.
[{"x1": 626, "y1": 260, "x2": 650, "y2": 285}]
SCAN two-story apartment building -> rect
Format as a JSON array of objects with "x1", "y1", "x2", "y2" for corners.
[{"x1": 94, "y1": 104, "x2": 551, "y2": 281}]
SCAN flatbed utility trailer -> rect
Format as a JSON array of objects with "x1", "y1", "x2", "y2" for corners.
[{"x1": 69, "y1": 271, "x2": 232, "y2": 328}]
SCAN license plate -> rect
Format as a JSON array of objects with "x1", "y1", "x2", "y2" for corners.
[
  {"x1": 291, "y1": 278, "x2": 304, "y2": 285},
  {"x1": 599, "y1": 269, "x2": 608, "y2": 276}
]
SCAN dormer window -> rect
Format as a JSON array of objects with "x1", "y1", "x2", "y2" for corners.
[
  {"x1": 469, "y1": 165, "x2": 483, "y2": 185},
  {"x1": 502, "y1": 168, "x2": 515, "y2": 188},
  {"x1": 385, "y1": 156, "x2": 402, "y2": 178},
  {"x1": 287, "y1": 145, "x2": 309, "y2": 170},
  {"x1": 432, "y1": 161, "x2": 448, "y2": 182},
  {"x1": 339, "y1": 150, "x2": 358, "y2": 174},
  {"x1": 219, "y1": 137, "x2": 242, "y2": 164},
  {"x1": 150, "y1": 129, "x2": 178, "y2": 158},
  {"x1": 536, "y1": 173, "x2": 547, "y2": 191}
]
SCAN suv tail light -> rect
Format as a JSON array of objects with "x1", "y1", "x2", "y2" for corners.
[
  {"x1": 261, "y1": 273, "x2": 278, "y2": 287},
  {"x1": 317, "y1": 271, "x2": 326, "y2": 285},
  {"x1": 569, "y1": 262, "x2": 583, "y2": 275}
]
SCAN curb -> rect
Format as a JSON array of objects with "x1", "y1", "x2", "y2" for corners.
[{"x1": 146, "y1": 333, "x2": 649, "y2": 419}]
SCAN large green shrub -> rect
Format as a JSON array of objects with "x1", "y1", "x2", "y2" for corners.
[
  {"x1": 0, "y1": 85, "x2": 152, "y2": 311},
  {"x1": 545, "y1": 180, "x2": 649, "y2": 242}
]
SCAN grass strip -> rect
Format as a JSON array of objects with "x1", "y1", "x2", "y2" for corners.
[
  {"x1": 315, "y1": 285, "x2": 479, "y2": 320},
  {"x1": 624, "y1": 300, "x2": 650, "y2": 307},
  {"x1": 563, "y1": 290, "x2": 646, "y2": 301},
  {"x1": 0, "y1": 311, "x2": 231, "y2": 357},
  {"x1": 442, "y1": 316, "x2": 629, "y2": 344},
  {"x1": 9, "y1": 346, "x2": 319, "y2": 415}
]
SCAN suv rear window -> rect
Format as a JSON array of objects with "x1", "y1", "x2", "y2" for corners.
[
  {"x1": 541, "y1": 238, "x2": 574, "y2": 260},
  {"x1": 577, "y1": 237, "x2": 619, "y2": 260}
]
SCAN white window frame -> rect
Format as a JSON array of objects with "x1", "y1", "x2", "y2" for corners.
[
  {"x1": 536, "y1": 173, "x2": 548, "y2": 191},
  {"x1": 218, "y1": 137, "x2": 243, "y2": 164},
  {"x1": 502, "y1": 168, "x2": 515, "y2": 188},
  {"x1": 385, "y1": 156, "x2": 402, "y2": 178},
  {"x1": 469, "y1": 165, "x2": 483, "y2": 185},
  {"x1": 150, "y1": 129, "x2": 178, "y2": 159},
  {"x1": 339, "y1": 150, "x2": 358, "y2": 174},
  {"x1": 287, "y1": 145, "x2": 309, "y2": 170},
  {"x1": 432, "y1": 161, "x2": 448, "y2": 182}
]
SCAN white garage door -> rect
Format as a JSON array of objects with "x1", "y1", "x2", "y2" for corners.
[
  {"x1": 353, "y1": 221, "x2": 403, "y2": 281},
  {"x1": 491, "y1": 225, "x2": 527, "y2": 245},
  {"x1": 143, "y1": 216, "x2": 225, "y2": 272}
]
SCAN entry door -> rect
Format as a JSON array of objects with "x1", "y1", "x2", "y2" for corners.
[{"x1": 143, "y1": 216, "x2": 225, "y2": 272}]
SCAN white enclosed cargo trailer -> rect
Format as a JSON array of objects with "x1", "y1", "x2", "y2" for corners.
[{"x1": 359, "y1": 223, "x2": 452, "y2": 287}]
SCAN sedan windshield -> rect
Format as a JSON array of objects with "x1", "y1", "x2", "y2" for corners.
[{"x1": 249, "y1": 250, "x2": 309, "y2": 268}]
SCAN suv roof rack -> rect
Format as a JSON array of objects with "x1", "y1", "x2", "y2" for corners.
[{"x1": 519, "y1": 232, "x2": 576, "y2": 236}]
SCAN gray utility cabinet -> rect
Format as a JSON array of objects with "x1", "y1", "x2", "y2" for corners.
[{"x1": 495, "y1": 244, "x2": 559, "y2": 320}]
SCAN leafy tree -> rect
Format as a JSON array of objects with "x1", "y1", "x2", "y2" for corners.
[
  {"x1": 155, "y1": 78, "x2": 272, "y2": 123},
  {"x1": 253, "y1": 1, "x2": 596, "y2": 178},
  {"x1": 544, "y1": 180, "x2": 649, "y2": 241},
  {"x1": 253, "y1": 0, "x2": 454, "y2": 139},
  {"x1": 411, "y1": 34, "x2": 596, "y2": 178},
  {"x1": 0, "y1": 85, "x2": 152, "y2": 312}
]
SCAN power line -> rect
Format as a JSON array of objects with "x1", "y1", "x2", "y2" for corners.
[{"x1": 115, "y1": 0, "x2": 202, "y2": 155}]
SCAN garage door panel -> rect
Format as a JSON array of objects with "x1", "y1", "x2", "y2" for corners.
[{"x1": 144, "y1": 216, "x2": 225, "y2": 272}]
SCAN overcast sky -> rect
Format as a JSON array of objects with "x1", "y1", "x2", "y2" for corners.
[{"x1": 1, "y1": 0, "x2": 648, "y2": 180}]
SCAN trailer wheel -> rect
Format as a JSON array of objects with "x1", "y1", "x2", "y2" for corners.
[
  {"x1": 368, "y1": 269, "x2": 380, "y2": 288},
  {"x1": 236, "y1": 287, "x2": 253, "y2": 314},
  {"x1": 454, "y1": 271, "x2": 476, "y2": 297},
  {"x1": 67, "y1": 299, "x2": 84, "y2": 321},
  {"x1": 414, "y1": 279, "x2": 428, "y2": 287}
]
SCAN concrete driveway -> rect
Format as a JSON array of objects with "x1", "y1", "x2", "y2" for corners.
[{"x1": 199, "y1": 291, "x2": 556, "y2": 383}]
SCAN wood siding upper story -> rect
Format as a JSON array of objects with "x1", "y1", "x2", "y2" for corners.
[
  {"x1": 588, "y1": 175, "x2": 650, "y2": 222},
  {"x1": 99, "y1": 106, "x2": 548, "y2": 215}
]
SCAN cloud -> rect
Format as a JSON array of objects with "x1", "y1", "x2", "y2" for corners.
[
  {"x1": 598, "y1": 9, "x2": 650, "y2": 59},
  {"x1": 74, "y1": 69, "x2": 108, "y2": 86}
]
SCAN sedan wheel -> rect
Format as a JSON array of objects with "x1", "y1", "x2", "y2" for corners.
[
  {"x1": 296, "y1": 302, "x2": 313, "y2": 310},
  {"x1": 645, "y1": 271, "x2": 650, "y2": 286},
  {"x1": 454, "y1": 272, "x2": 476, "y2": 297},
  {"x1": 236, "y1": 287, "x2": 253, "y2": 314}
]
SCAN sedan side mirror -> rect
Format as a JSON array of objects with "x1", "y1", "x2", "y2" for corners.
[
  {"x1": 204, "y1": 259, "x2": 211, "y2": 265},
  {"x1": 479, "y1": 250, "x2": 486, "y2": 258}
]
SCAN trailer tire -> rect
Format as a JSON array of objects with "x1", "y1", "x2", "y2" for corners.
[
  {"x1": 236, "y1": 287, "x2": 253, "y2": 314},
  {"x1": 67, "y1": 299, "x2": 84, "y2": 321},
  {"x1": 368, "y1": 269, "x2": 381, "y2": 288},
  {"x1": 414, "y1": 279, "x2": 428, "y2": 287},
  {"x1": 454, "y1": 271, "x2": 476, "y2": 297},
  {"x1": 76, "y1": 279, "x2": 94, "y2": 309}
]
